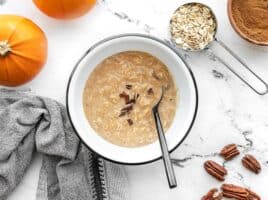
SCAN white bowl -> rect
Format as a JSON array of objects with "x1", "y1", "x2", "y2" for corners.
[{"x1": 66, "y1": 34, "x2": 198, "y2": 165}]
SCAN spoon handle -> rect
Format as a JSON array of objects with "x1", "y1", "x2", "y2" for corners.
[{"x1": 153, "y1": 107, "x2": 177, "y2": 188}]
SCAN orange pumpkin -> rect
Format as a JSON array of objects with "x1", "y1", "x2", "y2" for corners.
[
  {"x1": 0, "y1": 15, "x2": 47, "y2": 87},
  {"x1": 33, "y1": 0, "x2": 96, "y2": 19}
]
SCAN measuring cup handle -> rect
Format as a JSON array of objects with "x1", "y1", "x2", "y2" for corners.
[{"x1": 208, "y1": 38, "x2": 268, "y2": 95}]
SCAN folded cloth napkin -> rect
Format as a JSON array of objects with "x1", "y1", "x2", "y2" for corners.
[{"x1": 0, "y1": 89, "x2": 129, "y2": 200}]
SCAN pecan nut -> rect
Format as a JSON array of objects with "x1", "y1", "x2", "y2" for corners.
[
  {"x1": 201, "y1": 188, "x2": 223, "y2": 200},
  {"x1": 221, "y1": 184, "x2": 260, "y2": 200},
  {"x1": 204, "y1": 160, "x2": 227, "y2": 181},
  {"x1": 221, "y1": 184, "x2": 248, "y2": 199},
  {"x1": 220, "y1": 143, "x2": 240, "y2": 160},
  {"x1": 242, "y1": 154, "x2": 261, "y2": 174}
]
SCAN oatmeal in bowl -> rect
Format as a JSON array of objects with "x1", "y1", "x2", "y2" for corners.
[
  {"x1": 67, "y1": 34, "x2": 198, "y2": 164},
  {"x1": 83, "y1": 51, "x2": 177, "y2": 147}
]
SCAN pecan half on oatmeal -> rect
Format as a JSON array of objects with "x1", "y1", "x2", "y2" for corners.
[
  {"x1": 220, "y1": 144, "x2": 240, "y2": 160},
  {"x1": 221, "y1": 184, "x2": 260, "y2": 200},
  {"x1": 242, "y1": 154, "x2": 261, "y2": 174},
  {"x1": 119, "y1": 91, "x2": 130, "y2": 104},
  {"x1": 201, "y1": 188, "x2": 222, "y2": 200},
  {"x1": 127, "y1": 119, "x2": 133, "y2": 126},
  {"x1": 119, "y1": 104, "x2": 133, "y2": 117},
  {"x1": 147, "y1": 88, "x2": 154, "y2": 95},
  {"x1": 204, "y1": 160, "x2": 227, "y2": 181},
  {"x1": 126, "y1": 84, "x2": 132, "y2": 90}
]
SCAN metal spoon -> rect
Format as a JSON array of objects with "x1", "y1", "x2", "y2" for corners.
[{"x1": 152, "y1": 87, "x2": 177, "y2": 188}]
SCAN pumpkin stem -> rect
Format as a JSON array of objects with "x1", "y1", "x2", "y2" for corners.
[{"x1": 0, "y1": 40, "x2": 11, "y2": 56}]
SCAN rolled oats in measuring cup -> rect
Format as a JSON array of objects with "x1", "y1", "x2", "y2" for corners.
[{"x1": 169, "y1": 2, "x2": 268, "y2": 95}]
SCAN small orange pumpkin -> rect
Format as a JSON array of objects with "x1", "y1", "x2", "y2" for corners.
[
  {"x1": 33, "y1": 0, "x2": 96, "y2": 19},
  {"x1": 0, "y1": 15, "x2": 47, "y2": 87}
]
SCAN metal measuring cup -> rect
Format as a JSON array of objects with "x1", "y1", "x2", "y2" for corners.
[{"x1": 169, "y1": 2, "x2": 268, "y2": 95}]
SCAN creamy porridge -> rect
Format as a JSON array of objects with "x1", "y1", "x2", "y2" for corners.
[{"x1": 83, "y1": 51, "x2": 177, "y2": 147}]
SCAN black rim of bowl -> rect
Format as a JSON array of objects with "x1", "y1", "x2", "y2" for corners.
[{"x1": 66, "y1": 33, "x2": 199, "y2": 165}]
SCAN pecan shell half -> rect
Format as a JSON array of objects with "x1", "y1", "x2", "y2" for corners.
[
  {"x1": 242, "y1": 154, "x2": 261, "y2": 174},
  {"x1": 220, "y1": 144, "x2": 240, "y2": 160},
  {"x1": 221, "y1": 184, "x2": 260, "y2": 200},
  {"x1": 201, "y1": 188, "x2": 223, "y2": 200},
  {"x1": 204, "y1": 160, "x2": 227, "y2": 181}
]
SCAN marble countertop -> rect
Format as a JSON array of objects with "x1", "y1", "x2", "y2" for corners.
[{"x1": 1, "y1": 0, "x2": 268, "y2": 199}]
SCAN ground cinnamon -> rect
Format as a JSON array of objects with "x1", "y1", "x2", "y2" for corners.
[{"x1": 231, "y1": 0, "x2": 268, "y2": 43}]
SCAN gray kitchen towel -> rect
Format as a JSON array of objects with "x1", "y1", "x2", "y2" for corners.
[{"x1": 0, "y1": 89, "x2": 129, "y2": 200}]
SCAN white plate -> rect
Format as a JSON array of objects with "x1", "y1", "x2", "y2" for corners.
[{"x1": 66, "y1": 34, "x2": 198, "y2": 164}]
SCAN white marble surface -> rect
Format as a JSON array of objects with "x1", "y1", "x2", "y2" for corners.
[{"x1": 1, "y1": 0, "x2": 268, "y2": 199}]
